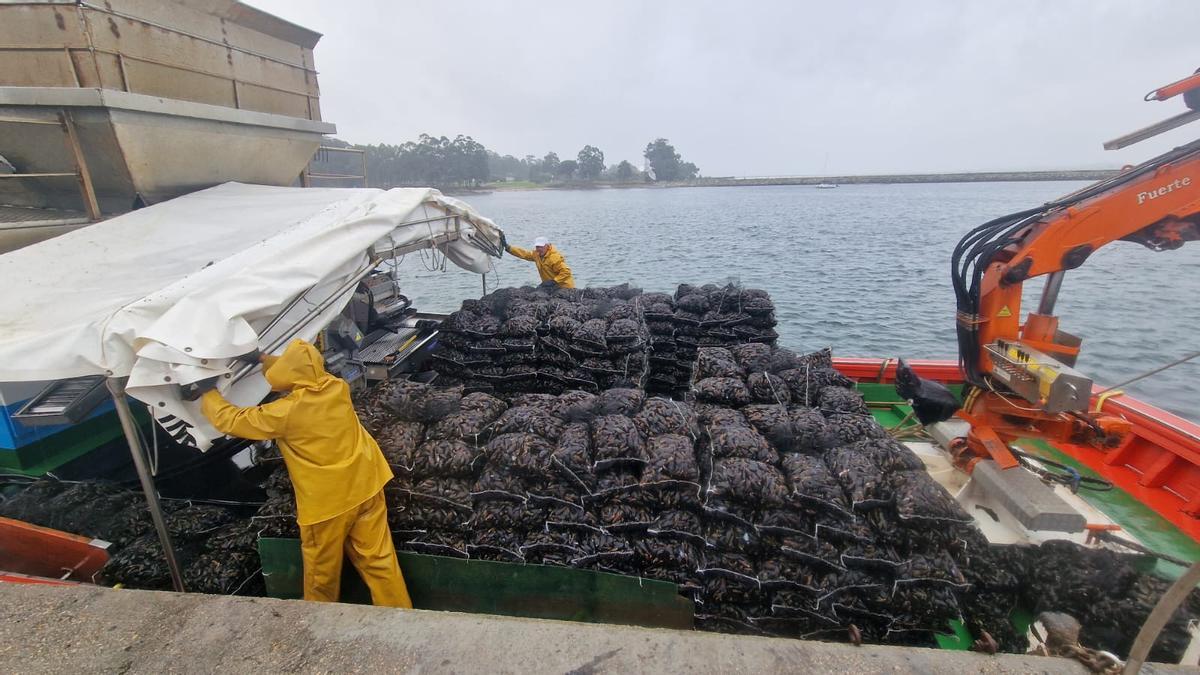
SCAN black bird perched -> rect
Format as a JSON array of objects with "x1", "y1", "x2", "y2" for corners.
[{"x1": 895, "y1": 358, "x2": 960, "y2": 425}]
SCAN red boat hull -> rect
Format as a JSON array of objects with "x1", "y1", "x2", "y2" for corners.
[{"x1": 0, "y1": 516, "x2": 109, "y2": 583}]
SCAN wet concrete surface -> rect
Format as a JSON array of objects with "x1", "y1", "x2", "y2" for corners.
[{"x1": 0, "y1": 583, "x2": 1189, "y2": 674}]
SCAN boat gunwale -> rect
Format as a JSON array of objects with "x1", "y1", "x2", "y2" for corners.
[{"x1": 833, "y1": 356, "x2": 1200, "y2": 547}]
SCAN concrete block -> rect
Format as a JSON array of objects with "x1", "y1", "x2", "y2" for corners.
[
  {"x1": 928, "y1": 418, "x2": 971, "y2": 449},
  {"x1": 973, "y1": 459, "x2": 1086, "y2": 533}
]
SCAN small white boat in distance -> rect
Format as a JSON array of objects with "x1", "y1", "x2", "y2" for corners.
[{"x1": 816, "y1": 153, "x2": 838, "y2": 188}]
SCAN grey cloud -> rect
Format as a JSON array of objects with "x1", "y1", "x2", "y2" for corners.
[{"x1": 248, "y1": 0, "x2": 1200, "y2": 175}]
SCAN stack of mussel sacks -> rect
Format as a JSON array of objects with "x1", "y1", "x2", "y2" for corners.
[
  {"x1": 641, "y1": 283, "x2": 778, "y2": 400},
  {"x1": 431, "y1": 284, "x2": 649, "y2": 397},
  {"x1": 682, "y1": 344, "x2": 976, "y2": 642},
  {"x1": 430, "y1": 282, "x2": 779, "y2": 401},
  {"x1": 360, "y1": 343, "x2": 1200, "y2": 661},
  {"x1": 355, "y1": 345, "x2": 999, "y2": 647}
]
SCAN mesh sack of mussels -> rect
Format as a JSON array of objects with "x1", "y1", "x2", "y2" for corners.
[
  {"x1": 658, "y1": 284, "x2": 779, "y2": 400},
  {"x1": 103, "y1": 503, "x2": 242, "y2": 590},
  {"x1": 968, "y1": 539, "x2": 1200, "y2": 662},
  {"x1": 672, "y1": 283, "x2": 778, "y2": 348},
  {"x1": 0, "y1": 478, "x2": 157, "y2": 548},
  {"x1": 0, "y1": 478, "x2": 264, "y2": 594},
  {"x1": 428, "y1": 284, "x2": 652, "y2": 397},
  {"x1": 636, "y1": 292, "x2": 685, "y2": 398},
  {"x1": 428, "y1": 282, "x2": 778, "y2": 400},
  {"x1": 676, "y1": 344, "x2": 973, "y2": 642}
]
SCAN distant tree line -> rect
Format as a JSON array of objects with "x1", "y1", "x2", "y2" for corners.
[{"x1": 316, "y1": 136, "x2": 699, "y2": 188}]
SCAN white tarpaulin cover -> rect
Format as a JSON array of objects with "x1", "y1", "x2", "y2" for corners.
[{"x1": 0, "y1": 182, "x2": 503, "y2": 449}]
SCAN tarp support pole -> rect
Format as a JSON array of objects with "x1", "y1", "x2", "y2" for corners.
[
  {"x1": 1123, "y1": 560, "x2": 1200, "y2": 673},
  {"x1": 230, "y1": 257, "x2": 381, "y2": 386},
  {"x1": 105, "y1": 377, "x2": 186, "y2": 593}
]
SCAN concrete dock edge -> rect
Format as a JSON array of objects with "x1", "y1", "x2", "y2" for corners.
[{"x1": 0, "y1": 583, "x2": 1189, "y2": 674}]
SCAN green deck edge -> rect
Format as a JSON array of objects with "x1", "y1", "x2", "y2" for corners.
[
  {"x1": 1012, "y1": 438, "x2": 1200, "y2": 579},
  {"x1": 859, "y1": 382, "x2": 965, "y2": 427},
  {"x1": 258, "y1": 537, "x2": 694, "y2": 630},
  {"x1": 858, "y1": 382, "x2": 1198, "y2": 577},
  {"x1": 934, "y1": 620, "x2": 974, "y2": 650}
]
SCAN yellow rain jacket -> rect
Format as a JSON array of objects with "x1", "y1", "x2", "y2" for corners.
[
  {"x1": 201, "y1": 340, "x2": 392, "y2": 525},
  {"x1": 201, "y1": 340, "x2": 410, "y2": 607},
  {"x1": 508, "y1": 244, "x2": 576, "y2": 288}
]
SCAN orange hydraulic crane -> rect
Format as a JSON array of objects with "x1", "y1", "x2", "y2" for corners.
[{"x1": 949, "y1": 70, "x2": 1200, "y2": 472}]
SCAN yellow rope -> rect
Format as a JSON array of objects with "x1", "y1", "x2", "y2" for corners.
[{"x1": 1093, "y1": 389, "x2": 1123, "y2": 414}]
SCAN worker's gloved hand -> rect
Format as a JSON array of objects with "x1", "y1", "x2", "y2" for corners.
[
  {"x1": 233, "y1": 349, "x2": 263, "y2": 365},
  {"x1": 499, "y1": 231, "x2": 509, "y2": 253},
  {"x1": 538, "y1": 280, "x2": 558, "y2": 290},
  {"x1": 179, "y1": 376, "x2": 220, "y2": 402}
]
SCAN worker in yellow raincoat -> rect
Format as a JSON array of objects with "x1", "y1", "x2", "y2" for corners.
[
  {"x1": 200, "y1": 339, "x2": 412, "y2": 608},
  {"x1": 506, "y1": 236, "x2": 576, "y2": 288}
]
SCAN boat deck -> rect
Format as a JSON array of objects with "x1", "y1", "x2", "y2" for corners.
[{"x1": 858, "y1": 380, "x2": 1200, "y2": 579}]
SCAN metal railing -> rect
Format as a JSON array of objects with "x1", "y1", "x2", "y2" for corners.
[
  {"x1": 1, "y1": 45, "x2": 319, "y2": 121},
  {"x1": 303, "y1": 146, "x2": 368, "y2": 188},
  {"x1": 77, "y1": 2, "x2": 317, "y2": 73},
  {"x1": 0, "y1": 111, "x2": 100, "y2": 220}
]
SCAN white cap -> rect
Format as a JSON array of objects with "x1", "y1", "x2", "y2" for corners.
[{"x1": 533, "y1": 237, "x2": 549, "y2": 247}]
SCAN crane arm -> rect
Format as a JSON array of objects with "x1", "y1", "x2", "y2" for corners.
[
  {"x1": 948, "y1": 71, "x2": 1200, "y2": 471},
  {"x1": 987, "y1": 149, "x2": 1200, "y2": 288},
  {"x1": 974, "y1": 140, "x2": 1200, "y2": 372}
]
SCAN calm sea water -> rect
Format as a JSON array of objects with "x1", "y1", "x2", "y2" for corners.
[{"x1": 395, "y1": 182, "x2": 1200, "y2": 420}]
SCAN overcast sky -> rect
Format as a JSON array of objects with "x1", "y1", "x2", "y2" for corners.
[{"x1": 248, "y1": 0, "x2": 1199, "y2": 176}]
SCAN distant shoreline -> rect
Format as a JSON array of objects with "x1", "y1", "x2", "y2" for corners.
[
  {"x1": 438, "y1": 169, "x2": 1119, "y2": 194},
  {"x1": 686, "y1": 169, "x2": 1119, "y2": 187}
]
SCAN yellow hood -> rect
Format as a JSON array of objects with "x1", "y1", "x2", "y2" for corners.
[
  {"x1": 201, "y1": 335, "x2": 393, "y2": 525},
  {"x1": 265, "y1": 340, "x2": 328, "y2": 391}
]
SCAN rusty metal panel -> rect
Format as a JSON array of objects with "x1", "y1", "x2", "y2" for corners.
[
  {"x1": 0, "y1": 104, "x2": 135, "y2": 213},
  {"x1": 0, "y1": 0, "x2": 333, "y2": 233},
  {"x1": 234, "y1": 83, "x2": 309, "y2": 119},
  {"x1": 220, "y1": 0, "x2": 321, "y2": 49},
  {"x1": 229, "y1": 48, "x2": 310, "y2": 93},
  {"x1": 103, "y1": 0, "x2": 230, "y2": 45},
  {"x1": 122, "y1": 58, "x2": 237, "y2": 109},
  {"x1": 0, "y1": 1, "x2": 323, "y2": 120},
  {"x1": 68, "y1": 50, "x2": 99, "y2": 88},
  {"x1": 228, "y1": 54, "x2": 312, "y2": 117},
  {"x1": 0, "y1": 4, "x2": 88, "y2": 87},
  {"x1": 82, "y1": 8, "x2": 236, "y2": 83},
  {"x1": 106, "y1": 107, "x2": 322, "y2": 201},
  {"x1": 301, "y1": 48, "x2": 322, "y2": 121},
  {"x1": 0, "y1": 52, "x2": 76, "y2": 87},
  {"x1": 0, "y1": 114, "x2": 76, "y2": 210},
  {"x1": 0, "y1": 4, "x2": 88, "y2": 48},
  {"x1": 221, "y1": 17, "x2": 310, "y2": 65},
  {"x1": 87, "y1": 52, "x2": 124, "y2": 91}
]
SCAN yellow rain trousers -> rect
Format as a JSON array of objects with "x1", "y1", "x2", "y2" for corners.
[
  {"x1": 299, "y1": 489, "x2": 412, "y2": 607},
  {"x1": 508, "y1": 244, "x2": 576, "y2": 288},
  {"x1": 201, "y1": 339, "x2": 412, "y2": 607}
]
